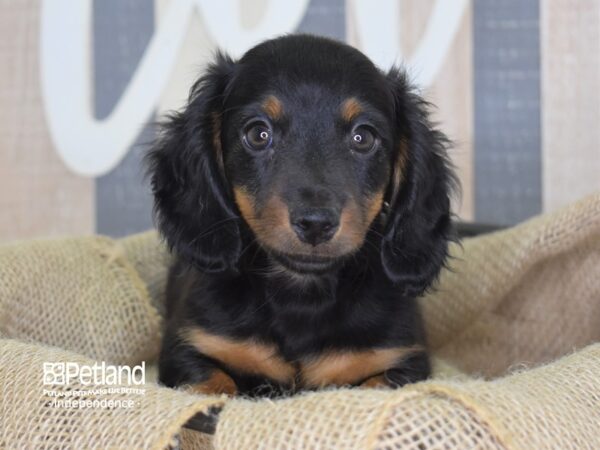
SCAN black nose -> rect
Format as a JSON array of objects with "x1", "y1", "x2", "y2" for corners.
[{"x1": 291, "y1": 208, "x2": 340, "y2": 246}]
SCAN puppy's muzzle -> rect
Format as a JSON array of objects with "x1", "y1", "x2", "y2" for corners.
[{"x1": 290, "y1": 208, "x2": 339, "y2": 246}]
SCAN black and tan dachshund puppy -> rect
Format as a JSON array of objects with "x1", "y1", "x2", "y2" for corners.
[{"x1": 148, "y1": 34, "x2": 455, "y2": 397}]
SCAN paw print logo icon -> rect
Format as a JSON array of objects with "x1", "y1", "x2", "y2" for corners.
[{"x1": 43, "y1": 362, "x2": 65, "y2": 385}]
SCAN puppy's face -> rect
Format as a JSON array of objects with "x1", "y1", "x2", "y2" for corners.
[
  {"x1": 149, "y1": 35, "x2": 453, "y2": 295},
  {"x1": 220, "y1": 41, "x2": 398, "y2": 273}
]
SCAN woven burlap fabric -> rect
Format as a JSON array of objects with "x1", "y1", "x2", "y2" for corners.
[
  {"x1": 118, "y1": 230, "x2": 173, "y2": 317},
  {"x1": 214, "y1": 343, "x2": 600, "y2": 450},
  {"x1": 0, "y1": 192, "x2": 599, "y2": 449},
  {"x1": 0, "y1": 339, "x2": 225, "y2": 450},
  {"x1": 0, "y1": 235, "x2": 163, "y2": 365},
  {"x1": 422, "y1": 192, "x2": 600, "y2": 376}
]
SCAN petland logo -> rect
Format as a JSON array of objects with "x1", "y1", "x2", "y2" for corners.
[{"x1": 43, "y1": 362, "x2": 145, "y2": 386}]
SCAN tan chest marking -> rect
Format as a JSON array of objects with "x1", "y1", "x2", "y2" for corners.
[
  {"x1": 183, "y1": 327, "x2": 296, "y2": 384},
  {"x1": 184, "y1": 327, "x2": 420, "y2": 389},
  {"x1": 300, "y1": 346, "x2": 421, "y2": 388}
]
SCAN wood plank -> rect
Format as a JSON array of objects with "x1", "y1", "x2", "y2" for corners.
[
  {"x1": 0, "y1": 1, "x2": 94, "y2": 243},
  {"x1": 155, "y1": 0, "x2": 220, "y2": 115},
  {"x1": 541, "y1": 0, "x2": 600, "y2": 212},
  {"x1": 347, "y1": 1, "x2": 474, "y2": 220}
]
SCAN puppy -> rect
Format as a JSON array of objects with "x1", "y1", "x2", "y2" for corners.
[{"x1": 148, "y1": 34, "x2": 455, "y2": 397}]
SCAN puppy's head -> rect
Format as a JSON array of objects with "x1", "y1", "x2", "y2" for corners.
[{"x1": 148, "y1": 35, "x2": 454, "y2": 295}]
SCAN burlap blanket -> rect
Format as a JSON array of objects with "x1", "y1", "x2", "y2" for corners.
[{"x1": 1, "y1": 193, "x2": 599, "y2": 449}]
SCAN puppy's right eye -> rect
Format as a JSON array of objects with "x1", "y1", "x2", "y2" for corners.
[
  {"x1": 243, "y1": 122, "x2": 272, "y2": 152},
  {"x1": 349, "y1": 125, "x2": 377, "y2": 154}
]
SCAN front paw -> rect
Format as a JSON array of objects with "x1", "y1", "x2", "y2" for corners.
[
  {"x1": 360, "y1": 374, "x2": 390, "y2": 389},
  {"x1": 187, "y1": 369, "x2": 238, "y2": 396}
]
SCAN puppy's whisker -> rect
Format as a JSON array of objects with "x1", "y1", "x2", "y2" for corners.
[
  {"x1": 239, "y1": 237, "x2": 260, "y2": 260},
  {"x1": 187, "y1": 217, "x2": 241, "y2": 246},
  {"x1": 361, "y1": 238, "x2": 381, "y2": 255},
  {"x1": 367, "y1": 229, "x2": 386, "y2": 239}
]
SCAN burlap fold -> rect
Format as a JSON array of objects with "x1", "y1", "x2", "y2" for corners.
[
  {"x1": 214, "y1": 343, "x2": 600, "y2": 450},
  {"x1": 423, "y1": 192, "x2": 600, "y2": 376},
  {"x1": 0, "y1": 339, "x2": 225, "y2": 450},
  {"x1": 0, "y1": 192, "x2": 599, "y2": 449},
  {"x1": 0, "y1": 236, "x2": 162, "y2": 365}
]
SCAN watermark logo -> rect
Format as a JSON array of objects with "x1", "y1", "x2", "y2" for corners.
[
  {"x1": 42, "y1": 361, "x2": 146, "y2": 409},
  {"x1": 43, "y1": 361, "x2": 145, "y2": 386}
]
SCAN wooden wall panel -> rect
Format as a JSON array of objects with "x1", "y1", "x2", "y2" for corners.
[
  {"x1": 346, "y1": 1, "x2": 474, "y2": 220},
  {"x1": 473, "y1": 0, "x2": 542, "y2": 224},
  {"x1": 2, "y1": 1, "x2": 599, "y2": 242},
  {"x1": 541, "y1": 0, "x2": 600, "y2": 212},
  {"x1": 155, "y1": 0, "x2": 216, "y2": 116},
  {"x1": 410, "y1": 2, "x2": 474, "y2": 221},
  {"x1": 0, "y1": 1, "x2": 94, "y2": 243}
]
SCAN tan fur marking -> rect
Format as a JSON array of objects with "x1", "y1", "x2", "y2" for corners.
[
  {"x1": 260, "y1": 195, "x2": 291, "y2": 235},
  {"x1": 365, "y1": 191, "x2": 385, "y2": 225},
  {"x1": 360, "y1": 374, "x2": 389, "y2": 389},
  {"x1": 234, "y1": 187, "x2": 376, "y2": 259},
  {"x1": 233, "y1": 187, "x2": 257, "y2": 226},
  {"x1": 184, "y1": 327, "x2": 295, "y2": 383},
  {"x1": 337, "y1": 199, "x2": 366, "y2": 248},
  {"x1": 187, "y1": 370, "x2": 237, "y2": 396},
  {"x1": 335, "y1": 193, "x2": 383, "y2": 249},
  {"x1": 262, "y1": 95, "x2": 284, "y2": 120},
  {"x1": 233, "y1": 187, "x2": 292, "y2": 249},
  {"x1": 301, "y1": 346, "x2": 420, "y2": 388},
  {"x1": 341, "y1": 97, "x2": 362, "y2": 122},
  {"x1": 390, "y1": 141, "x2": 409, "y2": 206}
]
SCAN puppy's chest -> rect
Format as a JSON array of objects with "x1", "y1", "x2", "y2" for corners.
[
  {"x1": 189, "y1": 285, "x2": 408, "y2": 388},
  {"x1": 271, "y1": 312, "x2": 397, "y2": 388}
]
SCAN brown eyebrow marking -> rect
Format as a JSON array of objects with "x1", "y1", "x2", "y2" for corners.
[
  {"x1": 262, "y1": 95, "x2": 284, "y2": 120},
  {"x1": 183, "y1": 327, "x2": 296, "y2": 383},
  {"x1": 340, "y1": 97, "x2": 363, "y2": 122}
]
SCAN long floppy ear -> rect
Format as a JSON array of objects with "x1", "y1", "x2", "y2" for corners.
[
  {"x1": 146, "y1": 53, "x2": 241, "y2": 273},
  {"x1": 380, "y1": 67, "x2": 456, "y2": 297}
]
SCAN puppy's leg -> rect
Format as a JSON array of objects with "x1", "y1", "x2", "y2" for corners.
[
  {"x1": 159, "y1": 332, "x2": 236, "y2": 435},
  {"x1": 186, "y1": 369, "x2": 237, "y2": 396},
  {"x1": 158, "y1": 332, "x2": 238, "y2": 396},
  {"x1": 360, "y1": 351, "x2": 431, "y2": 389},
  {"x1": 360, "y1": 374, "x2": 388, "y2": 388}
]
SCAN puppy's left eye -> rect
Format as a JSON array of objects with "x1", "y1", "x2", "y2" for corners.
[
  {"x1": 243, "y1": 122, "x2": 273, "y2": 152},
  {"x1": 350, "y1": 126, "x2": 377, "y2": 154}
]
